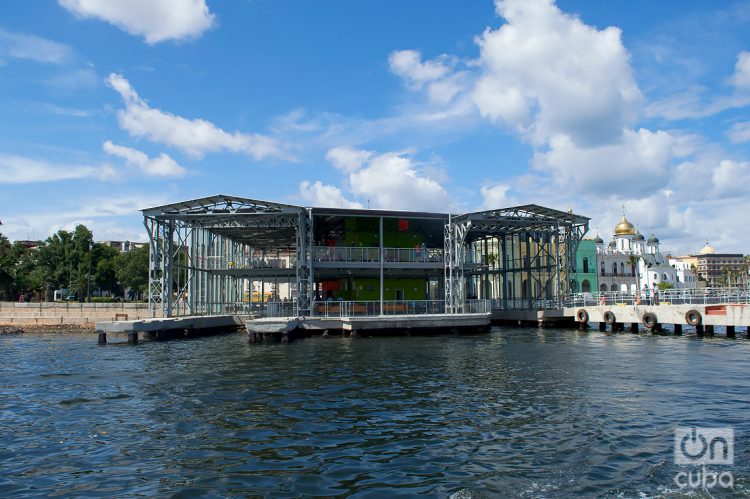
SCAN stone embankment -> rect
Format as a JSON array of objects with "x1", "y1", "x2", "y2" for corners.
[{"x1": 0, "y1": 302, "x2": 158, "y2": 333}]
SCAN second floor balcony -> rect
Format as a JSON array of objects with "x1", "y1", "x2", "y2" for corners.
[{"x1": 313, "y1": 246, "x2": 444, "y2": 264}]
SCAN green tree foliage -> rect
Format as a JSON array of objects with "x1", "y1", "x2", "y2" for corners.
[
  {"x1": 115, "y1": 244, "x2": 149, "y2": 300},
  {"x1": 93, "y1": 243, "x2": 120, "y2": 296},
  {"x1": 1, "y1": 224, "x2": 149, "y2": 302},
  {"x1": 0, "y1": 233, "x2": 15, "y2": 300}
]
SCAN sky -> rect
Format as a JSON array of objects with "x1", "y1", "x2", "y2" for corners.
[{"x1": 1, "y1": 0, "x2": 749, "y2": 256}]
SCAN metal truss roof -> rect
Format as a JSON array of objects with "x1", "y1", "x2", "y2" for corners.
[
  {"x1": 455, "y1": 204, "x2": 589, "y2": 240},
  {"x1": 142, "y1": 194, "x2": 305, "y2": 218},
  {"x1": 142, "y1": 195, "x2": 306, "y2": 249},
  {"x1": 142, "y1": 196, "x2": 589, "y2": 247}
]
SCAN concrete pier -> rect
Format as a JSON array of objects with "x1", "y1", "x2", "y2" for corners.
[
  {"x1": 245, "y1": 313, "x2": 491, "y2": 342},
  {"x1": 95, "y1": 315, "x2": 244, "y2": 344}
]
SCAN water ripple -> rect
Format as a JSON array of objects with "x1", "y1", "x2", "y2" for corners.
[{"x1": 1, "y1": 328, "x2": 749, "y2": 497}]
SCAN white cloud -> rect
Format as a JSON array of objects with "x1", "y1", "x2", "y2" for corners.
[
  {"x1": 103, "y1": 141, "x2": 186, "y2": 177},
  {"x1": 59, "y1": 0, "x2": 215, "y2": 44},
  {"x1": 732, "y1": 51, "x2": 750, "y2": 90},
  {"x1": 299, "y1": 181, "x2": 362, "y2": 209},
  {"x1": 107, "y1": 73, "x2": 283, "y2": 160},
  {"x1": 480, "y1": 183, "x2": 516, "y2": 210},
  {"x1": 345, "y1": 150, "x2": 451, "y2": 211},
  {"x1": 472, "y1": 0, "x2": 642, "y2": 147},
  {"x1": 533, "y1": 129, "x2": 674, "y2": 197},
  {"x1": 300, "y1": 148, "x2": 451, "y2": 213},
  {"x1": 0, "y1": 154, "x2": 115, "y2": 184},
  {"x1": 388, "y1": 50, "x2": 450, "y2": 87},
  {"x1": 728, "y1": 121, "x2": 750, "y2": 143},
  {"x1": 0, "y1": 29, "x2": 73, "y2": 64},
  {"x1": 325, "y1": 146, "x2": 373, "y2": 173},
  {"x1": 712, "y1": 159, "x2": 750, "y2": 197}
]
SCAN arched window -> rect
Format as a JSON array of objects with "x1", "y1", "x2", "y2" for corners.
[
  {"x1": 582, "y1": 257, "x2": 589, "y2": 273},
  {"x1": 582, "y1": 280, "x2": 591, "y2": 293},
  {"x1": 663, "y1": 273, "x2": 668, "y2": 281},
  {"x1": 601, "y1": 262, "x2": 605, "y2": 276},
  {"x1": 620, "y1": 262, "x2": 625, "y2": 275},
  {"x1": 612, "y1": 262, "x2": 618, "y2": 276},
  {"x1": 600, "y1": 284, "x2": 607, "y2": 292}
]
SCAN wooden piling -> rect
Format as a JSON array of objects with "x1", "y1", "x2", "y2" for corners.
[
  {"x1": 705, "y1": 325, "x2": 715, "y2": 337},
  {"x1": 97, "y1": 332, "x2": 107, "y2": 344},
  {"x1": 673, "y1": 324, "x2": 682, "y2": 336},
  {"x1": 696, "y1": 324, "x2": 704, "y2": 336},
  {"x1": 599, "y1": 322, "x2": 606, "y2": 332},
  {"x1": 630, "y1": 323, "x2": 639, "y2": 333},
  {"x1": 726, "y1": 326, "x2": 735, "y2": 338}
]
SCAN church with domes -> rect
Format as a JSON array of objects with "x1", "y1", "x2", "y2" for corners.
[{"x1": 591, "y1": 212, "x2": 686, "y2": 293}]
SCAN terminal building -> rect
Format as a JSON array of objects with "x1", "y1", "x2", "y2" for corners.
[{"x1": 141, "y1": 195, "x2": 589, "y2": 318}]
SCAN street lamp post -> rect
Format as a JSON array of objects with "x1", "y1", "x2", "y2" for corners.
[{"x1": 87, "y1": 240, "x2": 93, "y2": 303}]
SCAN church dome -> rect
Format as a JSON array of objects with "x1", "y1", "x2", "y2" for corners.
[
  {"x1": 593, "y1": 235, "x2": 604, "y2": 244},
  {"x1": 634, "y1": 232, "x2": 645, "y2": 241},
  {"x1": 699, "y1": 243, "x2": 716, "y2": 255},
  {"x1": 614, "y1": 215, "x2": 636, "y2": 235},
  {"x1": 647, "y1": 234, "x2": 659, "y2": 244}
]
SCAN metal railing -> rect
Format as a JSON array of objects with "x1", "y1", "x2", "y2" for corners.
[
  {"x1": 198, "y1": 301, "x2": 298, "y2": 317},
  {"x1": 311, "y1": 299, "x2": 491, "y2": 317},
  {"x1": 383, "y1": 247, "x2": 443, "y2": 263},
  {"x1": 204, "y1": 256, "x2": 289, "y2": 270},
  {"x1": 313, "y1": 246, "x2": 380, "y2": 263},
  {"x1": 565, "y1": 287, "x2": 750, "y2": 308},
  {"x1": 312, "y1": 246, "x2": 444, "y2": 264}
]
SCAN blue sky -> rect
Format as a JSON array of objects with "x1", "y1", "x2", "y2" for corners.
[{"x1": 1, "y1": 0, "x2": 750, "y2": 255}]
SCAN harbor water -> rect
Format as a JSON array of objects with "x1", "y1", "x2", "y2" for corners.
[{"x1": 1, "y1": 328, "x2": 749, "y2": 497}]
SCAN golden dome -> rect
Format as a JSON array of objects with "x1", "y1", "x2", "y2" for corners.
[
  {"x1": 614, "y1": 215, "x2": 636, "y2": 235},
  {"x1": 699, "y1": 243, "x2": 716, "y2": 255}
]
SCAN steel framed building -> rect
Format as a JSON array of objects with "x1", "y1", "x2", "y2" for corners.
[{"x1": 142, "y1": 195, "x2": 588, "y2": 318}]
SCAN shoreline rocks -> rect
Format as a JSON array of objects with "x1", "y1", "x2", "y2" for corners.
[{"x1": 0, "y1": 323, "x2": 95, "y2": 334}]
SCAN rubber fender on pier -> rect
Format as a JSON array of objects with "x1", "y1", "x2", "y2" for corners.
[
  {"x1": 603, "y1": 311, "x2": 616, "y2": 325},
  {"x1": 642, "y1": 312, "x2": 658, "y2": 329},
  {"x1": 576, "y1": 309, "x2": 589, "y2": 323},
  {"x1": 685, "y1": 309, "x2": 702, "y2": 327}
]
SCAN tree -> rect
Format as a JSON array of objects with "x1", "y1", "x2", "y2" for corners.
[
  {"x1": 627, "y1": 255, "x2": 642, "y2": 292},
  {"x1": 0, "y1": 233, "x2": 15, "y2": 300},
  {"x1": 115, "y1": 245, "x2": 149, "y2": 300},
  {"x1": 93, "y1": 243, "x2": 120, "y2": 296}
]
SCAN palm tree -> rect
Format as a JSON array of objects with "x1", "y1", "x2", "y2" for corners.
[{"x1": 627, "y1": 254, "x2": 642, "y2": 294}]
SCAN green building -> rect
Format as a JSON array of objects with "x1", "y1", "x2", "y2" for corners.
[{"x1": 572, "y1": 239, "x2": 598, "y2": 293}]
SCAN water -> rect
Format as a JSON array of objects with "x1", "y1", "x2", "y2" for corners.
[{"x1": 1, "y1": 329, "x2": 749, "y2": 497}]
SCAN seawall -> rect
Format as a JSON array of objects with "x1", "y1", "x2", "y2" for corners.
[{"x1": 0, "y1": 302, "x2": 159, "y2": 330}]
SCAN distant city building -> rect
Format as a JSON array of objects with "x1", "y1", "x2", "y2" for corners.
[
  {"x1": 17, "y1": 240, "x2": 42, "y2": 250},
  {"x1": 100, "y1": 240, "x2": 146, "y2": 253},
  {"x1": 689, "y1": 243, "x2": 746, "y2": 287},
  {"x1": 572, "y1": 239, "x2": 598, "y2": 293},
  {"x1": 593, "y1": 212, "x2": 686, "y2": 293},
  {"x1": 667, "y1": 256, "x2": 698, "y2": 288}
]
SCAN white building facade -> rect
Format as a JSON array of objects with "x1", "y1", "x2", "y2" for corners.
[{"x1": 595, "y1": 214, "x2": 691, "y2": 293}]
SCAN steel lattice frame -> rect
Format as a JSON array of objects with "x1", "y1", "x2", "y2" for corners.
[
  {"x1": 449, "y1": 204, "x2": 589, "y2": 311},
  {"x1": 143, "y1": 196, "x2": 588, "y2": 317}
]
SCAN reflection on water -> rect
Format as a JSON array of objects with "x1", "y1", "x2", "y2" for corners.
[{"x1": 1, "y1": 329, "x2": 749, "y2": 497}]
